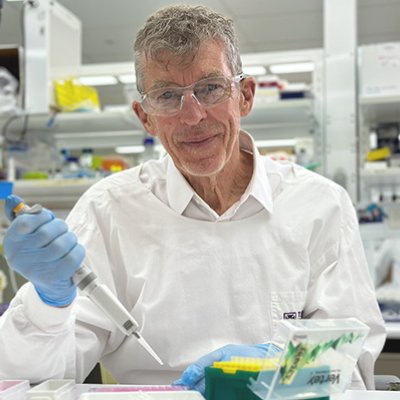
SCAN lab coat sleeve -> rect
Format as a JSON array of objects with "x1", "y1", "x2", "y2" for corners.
[
  {"x1": 0, "y1": 282, "x2": 77, "y2": 381},
  {"x1": 0, "y1": 204, "x2": 114, "y2": 383},
  {"x1": 304, "y1": 187, "x2": 386, "y2": 390},
  {"x1": 0, "y1": 279, "x2": 112, "y2": 382}
]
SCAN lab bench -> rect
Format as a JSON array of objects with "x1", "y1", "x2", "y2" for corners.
[{"x1": 375, "y1": 322, "x2": 400, "y2": 378}]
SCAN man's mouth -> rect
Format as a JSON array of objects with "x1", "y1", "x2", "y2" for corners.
[{"x1": 183, "y1": 134, "x2": 218, "y2": 146}]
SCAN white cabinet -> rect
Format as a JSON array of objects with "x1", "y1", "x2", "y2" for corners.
[
  {"x1": 358, "y1": 86, "x2": 400, "y2": 204},
  {"x1": 357, "y1": 44, "x2": 400, "y2": 299}
]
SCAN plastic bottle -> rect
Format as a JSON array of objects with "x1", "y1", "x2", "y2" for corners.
[
  {"x1": 139, "y1": 137, "x2": 158, "y2": 163},
  {"x1": 80, "y1": 148, "x2": 93, "y2": 169},
  {"x1": 79, "y1": 148, "x2": 95, "y2": 178},
  {"x1": 62, "y1": 156, "x2": 80, "y2": 179}
]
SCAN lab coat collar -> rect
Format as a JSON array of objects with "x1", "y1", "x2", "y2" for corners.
[
  {"x1": 166, "y1": 130, "x2": 274, "y2": 216},
  {"x1": 240, "y1": 130, "x2": 274, "y2": 214},
  {"x1": 166, "y1": 158, "x2": 196, "y2": 215}
]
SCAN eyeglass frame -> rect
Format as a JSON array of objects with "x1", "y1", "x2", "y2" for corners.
[{"x1": 139, "y1": 73, "x2": 245, "y2": 116}]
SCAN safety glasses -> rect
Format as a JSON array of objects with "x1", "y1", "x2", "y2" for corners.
[{"x1": 140, "y1": 73, "x2": 244, "y2": 116}]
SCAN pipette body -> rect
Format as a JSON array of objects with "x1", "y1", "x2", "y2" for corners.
[{"x1": 11, "y1": 201, "x2": 163, "y2": 365}]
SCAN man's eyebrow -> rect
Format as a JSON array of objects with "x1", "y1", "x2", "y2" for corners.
[
  {"x1": 148, "y1": 72, "x2": 225, "y2": 91},
  {"x1": 148, "y1": 80, "x2": 180, "y2": 90}
]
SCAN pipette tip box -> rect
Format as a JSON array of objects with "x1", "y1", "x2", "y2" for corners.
[
  {"x1": 26, "y1": 379, "x2": 75, "y2": 400},
  {"x1": 0, "y1": 380, "x2": 29, "y2": 400},
  {"x1": 204, "y1": 366, "x2": 330, "y2": 400}
]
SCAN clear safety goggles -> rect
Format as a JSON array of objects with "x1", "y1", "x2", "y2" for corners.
[{"x1": 139, "y1": 73, "x2": 244, "y2": 116}]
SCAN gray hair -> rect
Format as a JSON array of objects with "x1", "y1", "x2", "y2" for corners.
[{"x1": 134, "y1": 4, "x2": 242, "y2": 93}]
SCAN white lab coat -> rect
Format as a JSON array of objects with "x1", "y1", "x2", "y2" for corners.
[{"x1": 0, "y1": 133, "x2": 386, "y2": 388}]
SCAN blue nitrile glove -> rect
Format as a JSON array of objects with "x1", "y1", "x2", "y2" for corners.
[
  {"x1": 3, "y1": 194, "x2": 85, "y2": 307},
  {"x1": 173, "y1": 343, "x2": 281, "y2": 395}
]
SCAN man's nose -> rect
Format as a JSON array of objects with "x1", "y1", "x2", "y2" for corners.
[{"x1": 178, "y1": 92, "x2": 206, "y2": 125}]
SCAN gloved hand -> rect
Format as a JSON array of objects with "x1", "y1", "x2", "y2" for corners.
[
  {"x1": 173, "y1": 343, "x2": 281, "y2": 394},
  {"x1": 3, "y1": 194, "x2": 85, "y2": 307}
]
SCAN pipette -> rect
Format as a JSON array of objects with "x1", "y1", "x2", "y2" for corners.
[{"x1": 10, "y1": 200, "x2": 163, "y2": 366}]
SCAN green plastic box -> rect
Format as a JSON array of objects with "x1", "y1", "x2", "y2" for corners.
[{"x1": 204, "y1": 366, "x2": 329, "y2": 400}]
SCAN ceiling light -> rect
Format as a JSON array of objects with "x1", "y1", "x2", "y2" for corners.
[
  {"x1": 269, "y1": 62, "x2": 314, "y2": 74},
  {"x1": 242, "y1": 66, "x2": 267, "y2": 76},
  {"x1": 115, "y1": 145, "x2": 145, "y2": 154},
  {"x1": 116, "y1": 144, "x2": 164, "y2": 154},
  {"x1": 118, "y1": 74, "x2": 136, "y2": 84},
  {"x1": 77, "y1": 75, "x2": 118, "y2": 86},
  {"x1": 255, "y1": 139, "x2": 296, "y2": 148}
]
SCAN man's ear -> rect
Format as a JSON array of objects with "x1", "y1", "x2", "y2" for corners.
[
  {"x1": 132, "y1": 101, "x2": 157, "y2": 136},
  {"x1": 239, "y1": 77, "x2": 256, "y2": 117}
]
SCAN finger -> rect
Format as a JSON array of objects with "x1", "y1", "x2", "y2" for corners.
[
  {"x1": 51, "y1": 242, "x2": 86, "y2": 276},
  {"x1": 3, "y1": 215, "x2": 64, "y2": 260},
  {"x1": 179, "y1": 363, "x2": 205, "y2": 388},
  {"x1": 28, "y1": 218, "x2": 69, "y2": 249},
  {"x1": 5, "y1": 194, "x2": 24, "y2": 221},
  {"x1": 30, "y1": 243, "x2": 85, "y2": 284},
  {"x1": 172, "y1": 378, "x2": 185, "y2": 386},
  {"x1": 7, "y1": 209, "x2": 54, "y2": 236},
  {"x1": 26, "y1": 231, "x2": 80, "y2": 264}
]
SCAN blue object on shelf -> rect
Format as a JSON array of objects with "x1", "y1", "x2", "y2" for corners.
[{"x1": 0, "y1": 182, "x2": 12, "y2": 199}]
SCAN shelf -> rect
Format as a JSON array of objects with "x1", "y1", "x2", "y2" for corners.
[
  {"x1": 0, "y1": 109, "x2": 146, "y2": 149},
  {"x1": 359, "y1": 222, "x2": 400, "y2": 241},
  {"x1": 12, "y1": 178, "x2": 98, "y2": 209},
  {"x1": 1, "y1": 109, "x2": 143, "y2": 133},
  {"x1": 360, "y1": 168, "x2": 400, "y2": 185},
  {"x1": 385, "y1": 322, "x2": 400, "y2": 339},
  {"x1": 0, "y1": 98, "x2": 316, "y2": 149},
  {"x1": 359, "y1": 94, "x2": 400, "y2": 124},
  {"x1": 242, "y1": 98, "x2": 315, "y2": 140}
]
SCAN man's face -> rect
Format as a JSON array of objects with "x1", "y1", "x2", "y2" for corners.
[{"x1": 133, "y1": 40, "x2": 254, "y2": 180}]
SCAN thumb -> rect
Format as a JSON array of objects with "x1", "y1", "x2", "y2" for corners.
[
  {"x1": 179, "y1": 348, "x2": 224, "y2": 387},
  {"x1": 5, "y1": 194, "x2": 24, "y2": 222}
]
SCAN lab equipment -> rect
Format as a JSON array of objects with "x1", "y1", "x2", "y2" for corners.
[
  {"x1": 79, "y1": 391, "x2": 204, "y2": 400},
  {"x1": 249, "y1": 318, "x2": 369, "y2": 400},
  {"x1": 0, "y1": 67, "x2": 18, "y2": 115},
  {"x1": 7, "y1": 196, "x2": 163, "y2": 366},
  {"x1": 26, "y1": 380, "x2": 75, "y2": 400},
  {"x1": 0, "y1": 380, "x2": 29, "y2": 400},
  {"x1": 174, "y1": 343, "x2": 281, "y2": 395},
  {"x1": 204, "y1": 359, "x2": 329, "y2": 400},
  {"x1": 88, "y1": 385, "x2": 188, "y2": 393}
]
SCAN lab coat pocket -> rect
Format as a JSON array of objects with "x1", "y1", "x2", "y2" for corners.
[{"x1": 271, "y1": 291, "x2": 306, "y2": 330}]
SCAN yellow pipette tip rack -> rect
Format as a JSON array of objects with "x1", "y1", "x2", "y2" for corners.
[{"x1": 212, "y1": 357, "x2": 279, "y2": 374}]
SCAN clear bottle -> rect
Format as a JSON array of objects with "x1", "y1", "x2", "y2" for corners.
[
  {"x1": 139, "y1": 137, "x2": 158, "y2": 163},
  {"x1": 62, "y1": 156, "x2": 80, "y2": 179},
  {"x1": 79, "y1": 148, "x2": 95, "y2": 178}
]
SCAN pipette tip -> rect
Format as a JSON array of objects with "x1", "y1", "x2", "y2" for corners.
[{"x1": 137, "y1": 335, "x2": 164, "y2": 365}]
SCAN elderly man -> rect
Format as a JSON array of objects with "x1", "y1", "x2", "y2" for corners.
[{"x1": 0, "y1": 4, "x2": 385, "y2": 395}]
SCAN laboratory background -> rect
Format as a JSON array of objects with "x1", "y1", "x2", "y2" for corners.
[{"x1": 0, "y1": 0, "x2": 400, "y2": 387}]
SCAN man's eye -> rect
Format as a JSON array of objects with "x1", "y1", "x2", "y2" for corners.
[
  {"x1": 158, "y1": 91, "x2": 175, "y2": 100},
  {"x1": 206, "y1": 83, "x2": 220, "y2": 92},
  {"x1": 196, "y1": 83, "x2": 222, "y2": 96}
]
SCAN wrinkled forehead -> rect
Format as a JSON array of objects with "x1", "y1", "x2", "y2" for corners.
[
  {"x1": 146, "y1": 49, "x2": 196, "y2": 73},
  {"x1": 139, "y1": 40, "x2": 232, "y2": 89}
]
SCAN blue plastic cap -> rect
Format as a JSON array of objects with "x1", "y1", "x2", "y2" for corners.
[
  {"x1": 143, "y1": 137, "x2": 155, "y2": 145},
  {"x1": 0, "y1": 181, "x2": 13, "y2": 199}
]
